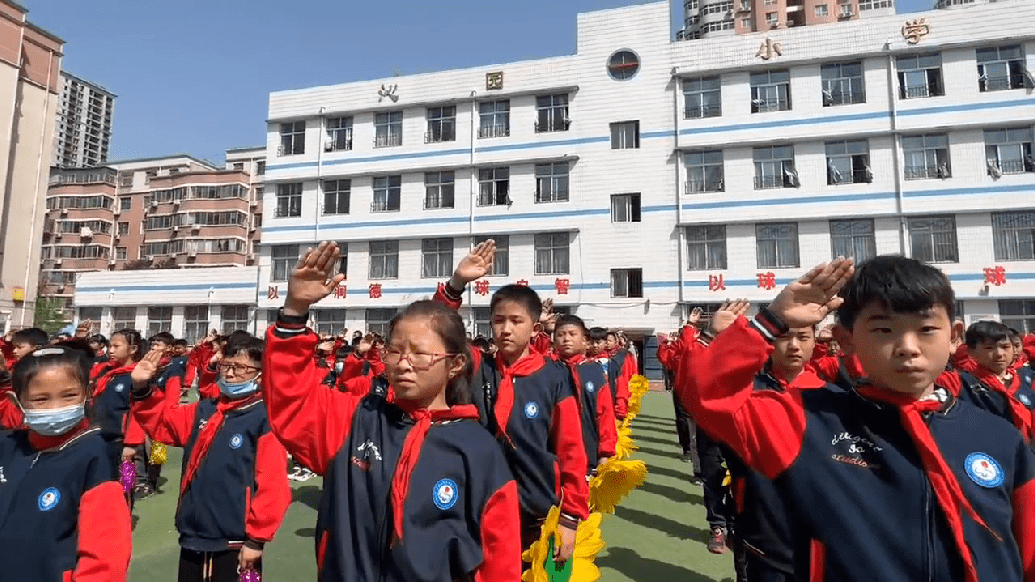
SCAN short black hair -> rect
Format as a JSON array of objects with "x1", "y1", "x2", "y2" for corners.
[
  {"x1": 555, "y1": 314, "x2": 589, "y2": 338},
  {"x1": 837, "y1": 255, "x2": 955, "y2": 331},
  {"x1": 1007, "y1": 327, "x2": 1022, "y2": 342},
  {"x1": 13, "y1": 344, "x2": 93, "y2": 398},
  {"x1": 150, "y1": 332, "x2": 175, "y2": 345},
  {"x1": 112, "y1": 329, "x2": 147, "y2": 362},
  {"x1": 335, "y1": 344, "x2": 354, "y2": 359},
  {"x1": 471, "y1": 335, "x2": 492, "y2": 352},
  {"x1": 225, "y1": 330, "x2": 252, "y2": 347},
  {"x1": 588, "y1": 327, "x2": 608, "y2": 342},
  {"x1": 223, "y1": 335, "x2": 263, "y2": 366},
  {"x1": 966, "y1": 320, "x2": 1011, "y2": 349},
  {"x1": 490, "y1": 284, "x2": 542, "y2": 322},
  {"x1": 174, "y1": 339, "x2": 188, "y2": 347},
  {"x1": 89, "y1": 334, "x2": 108, "y2": 346},
  {"x1": 12, "y1": 328, "x2": 49, "y2": 348}
]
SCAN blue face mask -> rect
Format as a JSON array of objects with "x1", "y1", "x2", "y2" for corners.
[
  {"x1": 22, "y1": 403, "x2": 86, "y2": 436},
  {"x1": 218, "y1": 377, "x2": 259, "y2": 399}
]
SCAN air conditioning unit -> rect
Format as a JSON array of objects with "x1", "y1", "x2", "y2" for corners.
[
  {"x1": 839, "y1": 5, "x2": 853, "y2": 17},
  {"x1": 145, "y1": 254, "x2": 154, "y2": 261},
  {"x1": 60, "y1": 208, "x2": 68, "y2": 216},
  {"x1": 323, "y1": 136, "x2": 335, "y2": 152},
  {"x1": 80, "y1": 226, "x2": 93, "y2": 238},
  {"x1": 172, "y1": 200, "x2": 180, "y2": 209},
  {"x1": 188, "y1": 248, "x2": 197, "y2": 258},
  {"x1": 55, "y1": 259, "x2": 63, "y2": 267},
  {"x1": 173, "y1": 225, "x2": 180, "y2": 233},
  {"x1": 149, "y1": 199, "x2": 158, "y2": 208},
  {"x1": 191, "y1": 225, "x2": 200, "y2": 233},
  {"x1": 113, "y1": 207, "x2": 120, "y2": 216}
]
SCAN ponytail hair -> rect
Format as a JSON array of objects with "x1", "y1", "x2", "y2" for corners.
[
  {"x1": 112, "y1": 328, "x2": 147, "y2": 362},
  {"x1": 388, "y1": 300, "x2": 473, "y2": 406}
]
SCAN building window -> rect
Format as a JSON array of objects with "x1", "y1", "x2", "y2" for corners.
[
  {"x1": 474, "y1": 307, "x2": 492, "y2": 339},
  {"x1": 119, "y1": 174, "x2": 133, "y2": 188},
  {"x1": 977, "y1": 45, "x2": 1029, "y2": 92},
  {"x1": 279, "y1": 121, "x2": 305, "y2": 156},
  {"x1": 256, "y1": 161, "x2": 265, "y2": 175},
  {"x1": 897, "y1": 53, "x2": 944, "y2": 99},
  {"x1": 826, "y1": 140, "x2": 872, "y2": 185},
  {"x1": 146, "y1": 306, "x2": 173, "y2": 338},
  {"x1": 323, "y1": 179, "x2": 351, "y2": 215},
  {"x1": 424, "y1": 171, "x2": 454, "y2": 209},
  {"x1": 326, "y1": 117, "x2": 353, "y2": 151},
  {"x1": 335, "y1": 242, "x2": 348, "y2": 277},
  {"x1": 1000, "y1": 299, "x2": 1035, "y2": 333},
  {"x1": 756, "y1": 223, "x2": 800, "y2": 268},
  {"x1": 821, "y1": 62, "x2": 865, "y2": 106},
  {"x1": 610, "y1": 121, "x2": 640, "y2": 149},
  {"x1": 221, "y1": 305, "x2": 251, "y2": 334},
  {"x1": 275, "y1": 183, "x2": 302, "y2": 218},
  {"x1": 479, "y1": 100, "x2": 510, "y2": 138},
  {"x1": 985, "y1": 128, "x2": 1034, "y2": 176},
  {"x1": 858, "y1": 0, "x2": 892, "y2": 9},
  {"x1": 534, "y1": 232, "x2": 570, "y2": 275},
  {"x1": 607, "y1": 50, "x2": 640, "y2": 80},
  {"x1": 535, "y1": 163, "x2": 570, "y2": 203},
  {"x1": 683, "y1": 77, "x2": 721, "y2": 120},
  {"x1": 369, "y1": 240, "x2": 399, "y2": 279},
  {"x1": 115, "y1": 247, "x2": 127, "y2": 260},
  {"x1": 233, "y1": 162, "x2": 245, "y2": 171},
  {"x1": 271, "y1": 244, "x2": 300, "y2": 282},
  {"x1": 421, "y1": 238, "x2": 454, "y2": 278},
  {"x1": 686, "y1": 225, "x2": 727, "y2": 270},
  {"x1": 475, "y1": 235, "x2": 510, "y2": 276},
  {"x1": 611, "y1": 193, "x2": 642, "y2": 223},
  {"x1": 992, "y1": 211, "x2": 1035, "y2": 261},
  {"x1": 120, "y1": 197, "x2": 131, "y2": 211},
  {"x1": 908, "y1": 215, "x2": 959, "y2": 263},
  {"x1": 372, "y1": 175, "x2": 402, "y2": 212},
  {"x1": 685, "y1": 150, "x2": 724, "y2": 193},
  {"x1": 374, "y1": 111, "x2": 403, "y2": 148},
  {"x1": 426, "y1": 106, "x2": 456, "y2": 143},
  {"x1": 753, "y1": 146, "x2": 798, "y2": 189},
  {"x1": 830, "y1": 219, "x2": 876, "y2": 261},
  {"x1": 112, "y1": 307, "x2": 136, "y2": 332},
  {"x1": 814, "y1": 4, "x2": 828, "y2": 16},
  {"x1": 611, "y1": 269, "x2": 644, "y2": 298},
  {"x1": 535, "y1": 94, "x2": 570, "y2": 133},
  {"x1": 750, "y1": 70, "x2": 791, "y2": 112},
  {"x1": 366, "y1": 308, "x2": 396, "y2": 338},
  {"x1": 903, "y1": 134, "x2": 951, "y2": 180},
  {"x1": 183, "y1": 306, "x2": 209, "y2": 344},
  {"x1": 478, "y1": 167, "x2": 510, "y2": 206},
  {"x1": 766, "y1": 11, "x2": 778, "y2": 25},
  {"x1": 117, "y1": 222, "x2": 129, "y2": 236}
]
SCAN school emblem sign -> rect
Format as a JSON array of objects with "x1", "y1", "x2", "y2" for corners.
[{"x1": 902, "y1": 18, "x2": 930, "y2": 45}]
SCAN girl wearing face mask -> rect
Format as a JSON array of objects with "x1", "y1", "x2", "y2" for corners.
[
  {"x1": 0, "y1": 345, "x2": 132, "y2": 580},
  {"x1": 130, "y1": 334, "x2": 291, "y2": 582},
  {"x1": 91, "y1": 328, "x2": 149, "y2": 477}
]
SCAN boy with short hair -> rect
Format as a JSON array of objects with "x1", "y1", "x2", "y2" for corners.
[
  {"x1": 607, "y1": 330, "x2": 633, "y2": 421},
  {"x1": 679, "y1": 255, "x2": 1035, "y2": 582},
  {"x1": 11, "y1": 327, "x2": 49, "y2": 361},
  {"x1": 434, "y1": 240, "x2": 588, "y2": 564},
  {"x1": 956, "y1": 320, "x2": 1035, "y2": 441}
]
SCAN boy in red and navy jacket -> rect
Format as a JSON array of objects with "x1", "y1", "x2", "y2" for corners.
[
  {"x1": 679, "y1": 256, "x2": 1035, "y2": 582},
  {"x1": 435, "y1": 240, "x2": 589, "y2": 558},
  {"x1": 131, "y1": 334, "x2": 291, "y2": 581}
]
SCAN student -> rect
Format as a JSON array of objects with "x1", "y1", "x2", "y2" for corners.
[
  {"x1": 92, "y1": 328, "x2": 148, "y2": 475},
  {"x1": 0, "y1": 328, "x2": 47, "y2": 430},
  {"x1": 679, "y1": 255, "x2": 1035, "y2": 582},
  {"x1": 553, "y1": 314, "x2": 617, "y2": 473},
  {"x1": 607, "y1": 331, "x2": 634, "y2": 421},
  {"x1": 1008, "y1": 328, "x2": 1029, "y2": 371},
  {"x1": 956, "y1": 320, "x2": 1035, "y2": 441},
  {"x1": 263, "y1": 241, "x2": 521, "y2": 581},
  {"x1": 88, "y1": 334, "x2": 110, "y2": 363},
  {"x1": 587, "y1": 327, "x2": 623, "y2": 420},
  {"x1": 434, "y1": 240, "x2": 588, "y2": 559},
  {"x1": 0, "y1": 344, "x2": 132, "y2": 580},
  {"x1": 131, "y1": 334, "x2": 291, "y2": 581},
  {"x1": 11, "y1": 327, "x2": 49, "y2": 362}
]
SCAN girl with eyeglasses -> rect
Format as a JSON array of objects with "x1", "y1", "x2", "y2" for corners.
[
  {"x1": 264, "y1": 241, "x2": 521, "y2": 581},
  {"x1": 129, "y1": 334, "x2": 292, "y2": 582}
]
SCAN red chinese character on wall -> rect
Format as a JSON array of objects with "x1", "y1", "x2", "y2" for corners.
[
  {"x1": 334, "y1": 285, "x2": 348, "y2": 299},
  {"x1": 369, "y1": 283, "x2": 382, "y2": 299},
  {"x1": 475, "y1": 280, "x2": 490, "y2": 296},
  {"x1": 555, "y1": 278, "x2": 570, "y2": 295},
  {"x1": 984, "y1": 266, "x2": 1007, "y2": 286},
  {"x1": 267, "y1": 285, "x2": 279, "y2": 300},
  {"x1": 516, "y1": 279, "x2": 529, "y2": 287},
  {"x1": 757, "y1": 272, "x2": 777, "y2": 290},
  {"x1": 708, "y1": 274, "x2": 726, "y2": 292}
]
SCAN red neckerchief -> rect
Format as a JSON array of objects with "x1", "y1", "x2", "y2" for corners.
[
  {"x1": 856, "y1": 383, "x2": 999, "y2": 582},
  {"x1": 1010, "y1": 353, "x2": 1029, "y2": 372},
  {"x1": 390, "y1": 402, "x2": 479, "y2": 542},
  {"x1": 492, "y1": 351, "x2": 546, "y2": 446},
  {"x1": 970, "y1": 367, "x2": 1032, "y2": 440},
  {"x1": 93, "y1": 363, "x2": 136, "y2": 398},
  {"x1": 770, "y1": 367, "x2": 828, "y2": 391},
  {"x1": 27, "y1": 418, "x2": 91, "y2": 451},
  {"x1": 179, "y1": 393, "x2": 263, "y2": 499}
]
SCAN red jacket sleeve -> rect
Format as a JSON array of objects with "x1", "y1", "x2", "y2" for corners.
[
  {"x1": 1013, "y1": 478, "x2": 1035, "y2": 582},
  {"x1": 340, "y1": 352, "x2": 365, "y2": 381},
  {"x1": 432, "y1": 283, "x2": 463, "y2": 310},
  {"x1": 75, "y1": 481, "x2": 132, "y2": 582},
  {"x1": 1024, "y1": 334, "x2": 1035, "y2": 363},
  {"x1": 613, "y1": 357, "x2": 634, "y2": 420},
  {"x1": 0, "y1": 392, "x2": 23, "y2": 430},
  {"x1": 595, "y1": 378, "x2": 618, "y2": 458},
  {"x1": 246, "y1": 431, "x2": 291, "y2": 544},
  {"x1": 475, "y1": 480, "x2": 522, "y2": 582},
  {"x1": 263, "y1": 324, "x2": 362, "y2": 476},
  {"x1": 122, "y1": 414, "x2": 146, "y2": 448},
  {"x1": 953, "y1": 344, "x2": 978, "y2": 373},
  {"x1": 807, "y1": 354, "x2": 841, "y2": 384},
  {"x1": 549, "y1": 395, "x2": 589, "y2": 520},
  {"x1": 131, "y1": 392, "x2": 198, "y2": 448},
  {"x1": 198, "y1": 364, "x2": 221, "y2": 400},
  {"x1": 677, "y1": 316, "x2": 806, "y2": 480}
]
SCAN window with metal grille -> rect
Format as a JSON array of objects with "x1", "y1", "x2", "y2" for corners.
[
  {"x1": 897, "y1": 54, "x2": 944, "y2": 99},
  {"x1": 756, "y1": 223, "x2": 800, "y2": 268},
  {"x1": 686, "y1": 225, "x2": 727, "y2": 270},
  {"x1": 536, "y1": 94, "x2": 569, "y2": 133},
  {"x1": 183, "y1": 306, "x2": 209, "y2": 344},
  {"x1": 275, "y1": 183, "x2": 302, "y2": 218},
  {"x1": 366, "y1": 308, "x2": 397, "y2": 338},
  {"x1": 221, "y1": 305, "x2": 251, "y2": 335},
  {"x1": 374, "y1": 111, "x2": 403, "y2": 148},
  {"x1": 999, "y1": 299, "x2": 1035, "y2": 334},
  {"x1": 686, "y1": 150, "x2": 724, "y2": 193},
  {"x1": 611, "y1": 194, "x2": 641, "y2": 223},
  {"x1": 977, "y1": 45, "x2": 1029, "y2": 92},
  {"x1": 992, "y1": 211, "x2": 1035, "y2": 261},
  {"x1": 908, "y1": 215, "x2": 958, "y2": 263},
  {"x1": 313, "y1": 310, "x2": 347, "y2": 337},
  {"x1": 479, "y1": 100, "x2": 510, "y2": 138},
  {"x1": 830, "y1": 219, "x2": 876, "y2": 262},
  {"x1": 372, "y1": 176, "x2": 402, "y2": 212},
  {"x1": 753, "y1": 146, "x2": 797, "y2": 189},
  {"x1": 751, "y1": 70, "x2": 790, "y2": 113},
  {"x1": 147, "y1": 306, "x2": 173, "y2": 337},
  {"x1": 683, "y1": 77, "x2": 721, "y2": 119},
  {"x1": 984, "y1": 128, "x2": 1034, "y2": 176},
  {"x1": 611, "y1": 269, "x2": 644, "y2": 298},
  {"x1": 426, "y1": 106, "x2": 456, "y2": 143},
  {"x1": 825, "y1": 140, "x2": 872, "y2": 185},
  {"x1": 112, "y1": 307, "x2": 137, "y2": 332},
  {"x1": 326, "y1": 117, "x2": 353, "y2": 151},
  {"x1": 902, "y1": 134, "x2": 951, "y2": 180},
  {"x1": 821, "y1": 62, "x2": 866, "y2": 106}
]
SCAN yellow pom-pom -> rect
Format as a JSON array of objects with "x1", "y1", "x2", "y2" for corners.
[
  {"x1": 522, "y1": 507, "x2": 606, "y2": 582},
  {"x1": 522, "y1": 506, "x2": 561, "y2": 582},
  {"x1": 588, "y1": 458, "x2": 647, "y2": 514},
  {"x1": 614, "y1": 421, "x2": 637, "y2": 461},
  {"x1": 149, "y1": 441, "x2": 168, "y2": 465}
]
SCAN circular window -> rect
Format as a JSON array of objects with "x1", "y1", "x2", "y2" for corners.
[{"x1": 607, "y1": 50, "x2": 640, "y2": 81}]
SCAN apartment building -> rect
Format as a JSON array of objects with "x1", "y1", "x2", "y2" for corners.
[
  {"x1": 677, "y1": 0, "x2": 893, "y2": 41},
  {"x1": 52, "y1": 72, "x2": 115, "y2": 168}
]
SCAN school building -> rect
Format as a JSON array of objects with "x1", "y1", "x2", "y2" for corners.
[{"x1": 76, "y1": 0, "x2": 1035, "y2": 378}]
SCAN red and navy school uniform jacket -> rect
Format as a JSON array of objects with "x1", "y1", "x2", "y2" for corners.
[
  {"x1": 680, "y1": 317, "x2": 1035, "y2": 582},
  {"x1": 263, "y1": 319, "x2": 522, "y2": 582},
  {"x1": 955, "y1": 369, "x2": 1035, "y2": 442},
  {"x1": 131, "y1": 388, "x2": 290, "y2": 552},
  {"x1": 434, "y1": 284, "x2": 590, "y2": 523},
  {"x1": 562, "y1": 355, "x2": 617, "y2": 468},
  {"x1": 0, "y1": 423, "x2": 132, "y2": 581},
  {"x1": 90, "y1": 364, "x2": 145, "y2": 466},
  {"x1": 608, "y1": 349, "x2": 634, "y2": 420}
]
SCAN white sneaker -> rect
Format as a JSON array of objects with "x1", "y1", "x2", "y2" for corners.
[
  {"x1": 296, "y1": 468, "x2": 316, "y2": 482},
  {"x1": 287, "y1": 467, "x2": 303, "y2": 481}
]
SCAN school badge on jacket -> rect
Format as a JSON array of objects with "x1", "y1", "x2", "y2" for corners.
[
  {"x1": 965, "y1": 452, "x2": 1003, "y2": 488},
  {"x1": 38, "y1": 487, "x2": 61, "y2": 511},
  {"x1": 524, "y1": 402, "x2": 540, "y2": 419},
  {"x1": 433, "y1": 478, "x2": 458, "y2": 510}
]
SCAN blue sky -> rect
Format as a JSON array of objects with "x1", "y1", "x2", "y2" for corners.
[{"x1": 26, "y1": 0, "x2": 930, "y2": 165}]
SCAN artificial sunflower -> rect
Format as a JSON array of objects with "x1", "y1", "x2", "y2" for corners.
[
  {"x1": 150, "y1": 441, "x2": 169, "y2": 465},
  {"x1": 626, "y1": 375, "x2": 650, "y2": 420},
  {"x1": 613, "y1": 420, "x2": 637, "y2": 461},
  {"x1": 588, "y1": 457, "x2": 647, "y2": 514},
  {"x1": 522, "y1": 506, "x2": 605, "y2": 582}
]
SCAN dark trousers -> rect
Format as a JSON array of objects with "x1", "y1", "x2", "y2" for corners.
[
  {"x1": 696, "y1": 426, "x2": 730, "y2": 530},
  {"x1": 179, "y1": 548, "x2": 258, "y2": 582},
  {"x1": 133, "y1": 439, "x2": 163, "y2": 490},
  {"x1": 746, "y1": 555, "x2": 795, "y2": 582},
  {"x1": 671, "y1": 387, "x2": 700, "y2": 472}
]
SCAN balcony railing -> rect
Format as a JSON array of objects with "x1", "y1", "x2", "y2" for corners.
[
  {"x1": 999, "y1": 158, "x2": 1034, "y2": 175},
  {"x1": 370, "y1": 199, "x2": 400, "y2": 212},
  {"x1": 751, "y1": 98, "x2": 789, "y2": 113},
  {"x1": 981, "y1": 74, "x2": 1026, "y2": 92},
  {"x1": 685, "y1": 179, "x2": 724, "y2": 194},
  {"x1": 755, "y1": 175, "x2": 788, "y2": 189},
  {"x1": 904, "y1": 165, "x2": 950, "y2": 180},
  {"x1": 535, "y1": 118, "x2": 570, "y2": 133},
  {"x1": 684, "y1": 104, "x2": 721, "y2": 119},
  {"x1": 424, "y1": 129, "x2": 456, "y2": 144},
  {"x1": 479, "y1": 125, "x2": 510, "y2": 139},
  {"x1": 373, "y1": 133, "x2": 402, "y2": 148},
  {"x1": 822, "y1": 90, "x2": 865, "y2": 106}
]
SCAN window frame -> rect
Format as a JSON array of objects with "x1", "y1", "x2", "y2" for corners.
[
  {"x1": 825, "y1": 140, "x2": 872, "y2": 185},
  {"x1": 534, "y1": 162, "x2": 570, "y2": 203},
  {"x1": 611, "y1": 193, "x2": 642, "y2": 223},
  {"x1": 271, "y1": 244, "x2": 300, "y2": 282},
  {"x1": 221, "y1": 305, "x2": 251, "y2": 335},
  {"x1": 372, "y1": 175, "x2": 402, "y2": 212},
  {"x1": 999, "y1": 299, "x2": 1035, "y2": 334},
  {"x1": 275, "y1": 183, "x2": 303, "y2": 218},
  {"x1": 755, "y1": 222, "x2": 800, "y2": 269},
  {"x1": 424, "y1": 171, "x2": 455, "y2": 210},
  {"x1": 535, "y1": 94, "x2": 570, "y2": 133},
  {"x1": 374, "y1": 111, "x2": 403, "y2": 148},
  {"x1": 977, "y1": 45, "x2": 1028, "y2": 92},
  {"x1": 685, "y1": 150, "x2": 725, "y2": 193},
  {"x1": 426, "y1": 106, "x2": 457, "y2": 144},
  {"x1": 327, "y1": 117, "x2": 353, "y2": 151},
  {"x1": 683, "y1": 76, "x2": 722, "y2": 119},
  {"x1": 821, "y1": 62, "x2": 866, "y2": 106},
  {"x1": 146, "y1": 306, "x2": 173, "y2": 338},
  {"x1": 992, "y1": 211, "x2": 1035, "y2": 261},
  {"x1": 750, "y1": 70, "x2": 791, "y2": 113},
  {"x1": 368, "y1": 240, "x2": 400, "y2": 280},
  {"x1": 984, "y1": 127, "x2": 1034, "y2": 175},
  {"x1": 829, "y1": 219, "x2": 877, "y2": 262},
  {"x1": 475, "y1": 235, "x2": 510, "y2": 276},
  {"x1": 421, "y1": 238, "x2": 454, "y2": 279},
  {"x1": 478, "y1": 100, "x2": 511, "y2": 139},
  {"x1": 902, "y1": 133, "x2": 951, "y2": 180},
  {"x1": 534, "y1": 232, "x2": 570, "y2": 275},
  {"x1": 183, "y1": 306, "x2": 209, "y2": 345},
  {"x1": 610, "y1": 121, "x2": 641, "y2": 149},
  {"x1": 753, "y1": 145, "x2": 797, "y2": 189},
  {"x1": 686, "y1": 225, "x2": 727, "y2": 271},
  {"x1": 478, "y1": 167, "x2": 510, "y2": 206},
  {"x1": 279, "y1": 121, "x2": 305, "y2": 156},
  {"x1": 611, "y1": 268, "x2": 644, "y2": 298},
  {"x1": 908, "y1": 215, "x2": 959, "y2": 264},
  {"x1": 322, "y1": 179, "x2": 351, "y2": 215},
  {"x1": 897, "y1": 53, "x2": 944, "y2": 99}
]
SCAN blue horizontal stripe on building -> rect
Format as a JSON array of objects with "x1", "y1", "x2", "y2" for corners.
[{"x1": 76, "y1": 283, "x2": 256, "y2": 293}]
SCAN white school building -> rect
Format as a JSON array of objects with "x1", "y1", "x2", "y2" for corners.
[{"x1": 76, "y1": 0, "x2": 1035, "y2": 378}]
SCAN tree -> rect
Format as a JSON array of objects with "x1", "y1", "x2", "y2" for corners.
[{"x1": 33, "y1": 294, "x2": 66, "y2": 335}]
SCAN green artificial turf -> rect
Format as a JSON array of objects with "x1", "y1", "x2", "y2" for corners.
[{"x1": 128, "y1": 392, "x2": 733, "y2": 581}]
